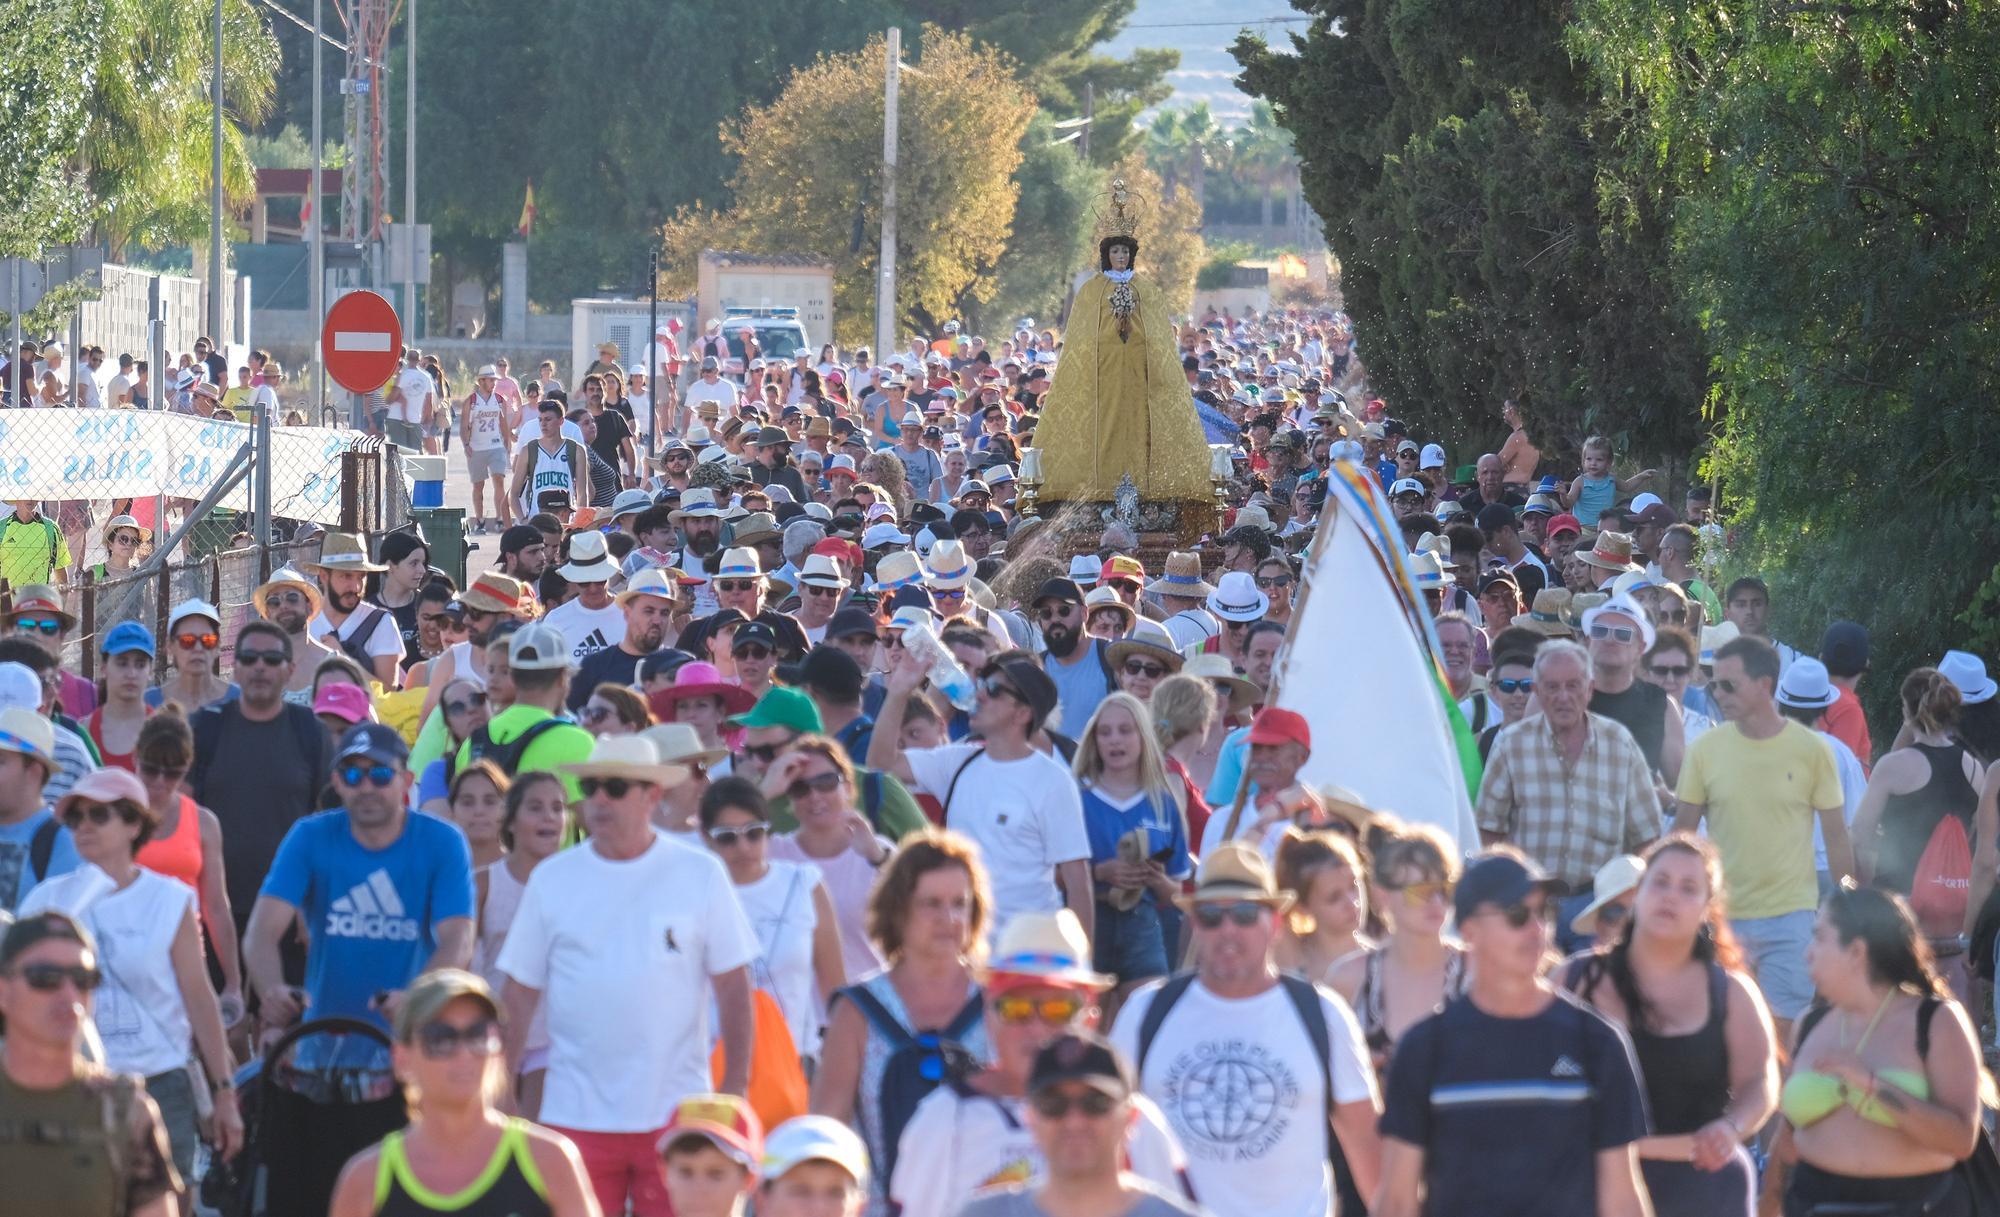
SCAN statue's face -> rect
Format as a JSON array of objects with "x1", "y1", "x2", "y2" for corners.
[{"x1": 1108, "y1": 244, "x2": 1131, "y2": 271}]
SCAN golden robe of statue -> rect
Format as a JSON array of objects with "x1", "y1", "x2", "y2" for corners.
[{"x1": 1031, "y1": 268, "x2": 1213, "y2": 503}]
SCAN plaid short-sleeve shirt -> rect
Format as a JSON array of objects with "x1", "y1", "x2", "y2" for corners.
[{"x1": 1476, "y1": 711, "x2": 1661, "y2": 888}]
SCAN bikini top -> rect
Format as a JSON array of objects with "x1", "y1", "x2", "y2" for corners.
[{"x1": 1780, "y1": 993, "x2": 1935, "y2": 1128}]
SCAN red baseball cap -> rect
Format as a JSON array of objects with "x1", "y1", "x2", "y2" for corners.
[
  {"x1": 1246, "y1": 706, "x2": 1311, "y2": 751},
  {"x1": 812, "y1": 537, "x2": 864, "y2": 568},
  {"x1": 1547, "y1": 513, "x2": 1582, "y2": 539},
  {"x1": 658, "y1": 1093, "x2": 764, "y2": 1168}
]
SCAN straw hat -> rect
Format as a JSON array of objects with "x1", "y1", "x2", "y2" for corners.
[
  {"x1": 1081, "y1": 585, "x2": 1136, "y2": 633},
  {"x1": 1576, "y1": 531, "x2": 1641, "y2": 574},
  {"x1": 102, "y1": 513, "x2": 152, "y2": 543},
  {"x1": 796, "y1": 554, "x2": 849, "y2": 590},
  {"x1": 1106, "y1": 620, "x2": 1184, "y2": 674},
  {"x1": 1179, "y1": 842, "x2": 1293, "y2": 911},
  {"x1": 640, "y1": 721, "x2": 729, "y2": 768},
  {"x1": 557, "y1": 531, "x2": 619, "y2": 582},
  {"x1": 713, "y1": 547, "x2": 769, "y2": 582},
  {"x1": 1143, "y1": 551, "x2": 1214, "y2": 599},
  {"x1": 868, "y1": 551, "x2": 925, "y2": 594},
  {"x1": 252, "y1": 567, "x2": 323, "y2": 620},
  {"x1": 1181, "y1": 653, "x2": 1259, "y2": 713},
  {"x1": 459, "y1": 571, "x2": 531, "y2": 615},
  {"x1": 670, "y1": 488, "x2": 725, "y2": 523},
  {"x1": 1205, "y1": 571, "x2": 1270, "y2": 623},
  {"x1": 1776, "y1": 657, "x2": 1841, "y2": 711},
  {"x1": 304, "y1": 531, "x2": 388, "y2": 574},
  {"x1": 560, "y1": 735, "x2": 689, "y2": 787},
  {"x1": 1698, "y1": 620, "x2": 1739, "y2": 665},
  {"x1": 615, "y1": 568, "x2": 681, "y2": 607},
  {"x1": 4, "y1": 584, "x2": 76, "y2": 632},
  {"x1": 731, "y1": 512, "x2": 782, "y2": 549},
  {"x1": 1570, "y1": 855, "x2": 1646, "y2": 936},
  {"x1": 1511, "y1": 588, "x2": 1575, "y2": 637},
  {"x1": 980, "y1": 910, "x2": 1113, "y2": 991},
  {"x1": 923, "y1": 540, "x2": 975, "y2": 591},
  {"x1": 1568, "y1": 592, "x2": 1609, "y2": 626},
  {"x1": 1408, "y1": 550, "x2": 1454, "y2": 589}
]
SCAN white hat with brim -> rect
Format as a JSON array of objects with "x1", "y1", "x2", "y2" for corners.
[
  {"x1": 1776, "y1": 656, "x2": 1841, "y2": 711},
  {"x1": 979, "y1": 910, "x2": 1113, "y2": 990},
  {"x1": 796, "y1": 554, "x2": 849, "y2": 590},
  {"x1": 640, "y1": 722, "x2": 728, "y2": 768},
  {"x1": 1570, "y1": 854, "x2": 1646, "y2": 936},
  {"x1": 0, "y1": 705, "x2": 57, "y2": 773},
  {"x1": 869, "y1": 551, "x2": 925, "y2": 594},
  {"x1": 1699, "y1": 620, "x2": 1740, "y2": 665},
  {"x1": 253, "y1": 567, "x2": 324, "y2": 619},
  {"x1": 560, "y1": 735, "x2": 690, "y2": 787},
  {"x1": 923, "y1": 540, "x2": 975, "y2": 591},
  {"x1": 103, "y1": 513, "x2": 152, "y2": 543},
  {"x1": 557, "y1": 532, "x2": 619, "y2": 583},
  {"x1": 616, "y1": 569, "x2": 681, "y2": 607},
  {"x1": 1940, "y1": 650, "x2": 1998, "y2": 705},
  {"x1": 304, "y1": 531, "x2": 389, "y2": 574},
  {"x1": 1205, "y1": 571, "x2": 1271, "y2": 622},
  {"x1": 1081, "y1": 585, "x2": 1134, "y2": 631},
  {"x1": 671, "y1": 489, "x2": 725, "y2": 523}
]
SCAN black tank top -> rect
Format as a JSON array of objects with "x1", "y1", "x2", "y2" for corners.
[
  {"x1": 1875, "y1": 741, "x2": 1979, "y2": 894},
  {"x1": 1591, "y1": 679, "x2": 1670, "y2": 773},
  {"x1": 373, "y1": 1119, "x2": 552, "y2": 1217},
  {"x1": 1571, "y1": 957, "x2": 1731, "y2": 1135}
]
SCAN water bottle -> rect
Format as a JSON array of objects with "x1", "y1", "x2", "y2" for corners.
[{"x1": 901, "y1": 620, "x2": 977, "y2": 711}]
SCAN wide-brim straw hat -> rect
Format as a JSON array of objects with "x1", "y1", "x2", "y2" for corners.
[
  {"x1": 1511, "y1": 588, "x2": 1576, "y2": 637},
  {"x1": 1144, "y1": 551, "x2": 1214, "y2": 598},
  {"x1": 1106, "y1": 620, "x2": 1185, "y2": 674},
  {"x1": 560, "y1": 735, "x2": 690, "y2": 787},
  {"x1": 1576, "y1": 531, "x2": 1641, "y2": 573},
  {"x1": 252, "y1": 567, "x2": 323, "y2": 620},
  {"x1": 1181, "y1": 653, "x2": 1259, "y2": 714},
  {"x1": 303, "y1": 530, "x2": 388, "y2": 574}
]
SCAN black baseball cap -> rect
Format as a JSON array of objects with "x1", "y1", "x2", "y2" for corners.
[
  {"x1": 798, "y1": 645, "x2": 865, "y2": 702},
  {"x1": 983, "y1": 656, "x2": 1060, "y2": 726},
  {"x1": 638, "y1": 648, "x2": 696, "y2": 683},
  {"x1": 1027, "y1": 1031, "x2": 1132, "y2": 1100},
  {"x1": 336, "y1": 722, "x2": 410, "y2": 768},
  {"x1": 826, "y1": 607, "x2": 879, "y2": 642},
  {"x1": 0, "y1": 909, "x2": 93, "y2": 969},
  {"x1": 1474, "y1": 570, "x2": 1519, "y2": 597},
  {"x1": 732, "y1": 621, "x2": 779, "y2": 653},
  {"x1": 1032, "y1": 577, "x2": 1085, "y2": 608},
  {"x1": 1820, "y1": 621, "x2": 1870, "y2": 675},
  {"x1": 1475, "y1": 504, "x2": 1517, "y2": 534},
  {"x1": 1453, "y1": 850, "x2": 1558, "y2": 926},
  {"x1": 499, "y1": 524, "x2": 544, "y2": 555}
]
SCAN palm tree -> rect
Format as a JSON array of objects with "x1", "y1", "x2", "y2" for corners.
[
  {"x1": 1178, "y1": 102, "x2": 1218, "y2": 218},
  {"x1": 1232, "y1": 102, "x2": 1295, "y2": 233},
  {"x1": 1145, "y1": 109, "x2": 1188, "y2": 201}
]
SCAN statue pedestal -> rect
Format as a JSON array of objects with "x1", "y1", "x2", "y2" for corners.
[{"x1": 1015, "y1": 496, "x2": 1216, "y2": 570}]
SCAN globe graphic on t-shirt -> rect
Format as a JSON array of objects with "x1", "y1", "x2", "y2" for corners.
[{"x1": 1177, "y1": 1052, "x2": 1284, "y2": 1144}]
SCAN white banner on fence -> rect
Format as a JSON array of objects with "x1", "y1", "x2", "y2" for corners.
[{"x1": 0, "y1": 409, "x2": 357, "y2": 526}]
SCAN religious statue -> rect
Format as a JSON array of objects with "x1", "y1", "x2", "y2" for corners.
[{"x1": 1030, "y1": 180, "x2": 1213, "y2": 503}]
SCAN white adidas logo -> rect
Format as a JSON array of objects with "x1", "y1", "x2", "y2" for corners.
[
  {"x1": 326, "y1": 869, "x2": 420, "y2": 942},
  {"x1": 1550, "y1": 1055, "x2": 1585, "y2": 1079}
]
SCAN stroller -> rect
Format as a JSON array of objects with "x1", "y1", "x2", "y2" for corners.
[{"x1": 202, "y1": 1017, "x2": 408, "y2": 1217}]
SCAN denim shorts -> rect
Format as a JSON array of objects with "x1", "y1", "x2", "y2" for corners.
[
  {"x1": 145, "y1": 1065, "x2": 199, "y2": 1182},
  {"x1": 1093, "y1": 900, "x2": 1169, "y2": 984},
  {"x1": 1731, "y1": 908, "x2": 1816, "y2": 1019}
]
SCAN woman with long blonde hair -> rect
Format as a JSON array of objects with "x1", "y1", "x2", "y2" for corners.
[{"x1": 1072, "y1": 692, "x2": 1191, "y2": 1004}]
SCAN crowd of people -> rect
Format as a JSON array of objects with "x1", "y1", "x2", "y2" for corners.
[{"x1": 3, "y1": 303, "x2": 1999, "y2": 1217}]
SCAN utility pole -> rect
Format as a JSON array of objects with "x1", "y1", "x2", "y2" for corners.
[
  {"x1": 645, "y1": 249, "x2": 659, "y2": 458},
  {"x1": 874, "y1": 27, "x2": 900, "y2": 366},
  {"x1": 402, "y1": 0, "x2": 416, "y2": 337},
  {"x1": 1082, "y1": 82, "x2": 1093, "y2": 160},
  {"x1": 209, "y1": 0, "x2": 225, "y2": 343},
  {"x1": 312, "y1": 0, "x2": 326, "y2": 421}
]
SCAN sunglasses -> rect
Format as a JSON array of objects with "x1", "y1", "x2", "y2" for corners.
[
  {"x1": 993, "y1": 993, "x2": 1085, "y2": 1026},
  {"x1": 175, "y1": 631, "x2": 220, "y2": 650},
  {"x1": 11, "y1": 618, "x2": 62, "y2": 636},
  {"x1": 1035, "y1": 605, "x2": 1074, "y2": 621},
  {"x1": 736, "y1": 742, "x2": 787, "y2": 766},
  {"x1": 579, "y1": 777, "x2": 643, "y2": 799},
  {"x1": 1711, "y1": 677, "x2": 1741, "y2": 696},
  {"x1": 9, "y1": 963, "x2": 104, "y2": 993},
  {"x1": 415, "y1": 1018, "x2": 503, "y2": 1060},
  {"x1": 1396, "y1": 880, "x2": 1453, "y2": 908},
  {"x1": 580, "y1": 704, "x2": 615, "y2": 726},
  {"x1": 111, "y1": 533, "x2": 142, "y2": 546},
  {"x1": 236, "y1": 649, "x2": 289, "y2": 668},
  {"x1": 1027, "y1": 1086, "x2": 1120, "y2": 1120},
  {"x1": 933, "y1": 588, "x2": 966, "y2": 602},
  {"x1": 715, "y1": 579, "x2": 759, "y2": 593},
  {"x1": 338, "y1": 764, "x2": 398, "y2": 788},
  {"x1": 263, "y1": 591, "x2": 309, "y2": 608},
  {"x1": 1255, "y1": 575, "x2": 1293, "y2": 589},
  {"x1": 61, "y1": 801, "x2": 139, "y2": 828},
  {"x1": 1648, "y1": 663, "x2": 1692, "y2": 680},
  {"x1": 1192, "y1": 901, "x2": 1267, "y2": 930},
  {"x1": 733, "y1": 644, "x2": 773, "y2": 661},
  {"x1": 138, "y1": 762, "x2": 188, "y2": 781},
  {"x1": 1596, "y1": 902, "x2": 1632, "y2": 929},
  {"x1": 1123, "y1": 660, "x2": 1168, "y2": 679},
  {"x1": 443, "y1": 692, "x2": 489, "y2": 716},
  {"x1": 707, "y1": 823, "x2": 770, "y2": 847},
  {"x1": 787, "y1": 772, "x2": 844, "y2": 801},
  {"x1": 805, "y1": 584, "x2": 841, "y2": 598},
  {"x1": 1493, "y1": 677, "x2": 1536, "y2": 695},
  {"x1": 1588, "y1": 623, "x2": 1639, "y2": 643},
  {"x1": 977, "y1": 673, "x2": 1026, "y2": 705},
  {"x1": 1486, "y1": 900, "x2": 1553, "y2": 929}
]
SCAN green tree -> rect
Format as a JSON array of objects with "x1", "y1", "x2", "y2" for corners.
[
  {"x1": 660, "y1": 28, "x2": 1035, "y2": 347},
  {"x1": 1233, "y1": 1, "x2": 1702, "y2": 470},
  {"x1": 966, "y1": 112, "x2": 1097, "y2": 336},
  {"x1": 0, "y1": 0, "x2": 100, "y2": 259},
  {"x1": 1572, "y1": 0, "x2": 2000, "y2": 707}
]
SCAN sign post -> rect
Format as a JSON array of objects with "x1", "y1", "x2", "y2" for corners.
[{"x1": 321, "y1": 289, "x2": 404, "y2": 402}]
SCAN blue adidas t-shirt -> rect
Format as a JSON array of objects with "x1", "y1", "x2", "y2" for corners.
[
  {"x1": 1079, "y1": 786, "x2": 1191, "y2": 904},
  {"x1": 0, "y1": 808, "x2": 81, "y2": 912},
  {"x1": 259, "y1": 808, "x2": 474, "y2": 1025}
]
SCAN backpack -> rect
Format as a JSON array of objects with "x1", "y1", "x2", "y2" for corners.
[
  {"x1": 333, "y1": 607, "x2": 392, "y2": 672},
  {"x1": 451, "y1": 716, "x2": 567, "y2": 782},
  {"x1": 0, "y1": 1068, "x2": 145, "y2": 1215},
  {"x1": 1910, "y1": 814, "x2": 1975, "y2": 937},
  {"x1": 1135, "y1": 971, "x2": 1336, "y2": 1156},
  {"x1": 190, "y1": 701, "x2": 329, "y2": 810},
  {"x1": 834, "y1": 984, "x2": 982, "y2": 1185},
  {"x1": 0, "y1": 514, "x2": 62, "y2": 581},
  {"x1": 29, "y1": 815, "x2": 60, "y2": 883}
]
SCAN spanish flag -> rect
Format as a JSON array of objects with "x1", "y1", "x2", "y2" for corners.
[{"x1": 517, "y1": 181, "x2": 536, "y2": 238}]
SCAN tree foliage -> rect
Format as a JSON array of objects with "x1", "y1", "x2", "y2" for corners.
[
  {"x1": 1106, "y1": 153, "x2": 1203, "y2": 320},
  {"x1": 964, "y1": 112, "x2": 1098, "y2": 335},
  {"x1": 1572, "y1": 0, "x2": 2000, "y2": 705},
  {"x1": 659, "y1": 28, "x2": 1034, "y2": 348},
  {"x1": 1233, "y1": 1, "x2": 1703, "y2": 470},
  {"x1": 0, "y1": 0, "x2": 101, "y2": 258}
]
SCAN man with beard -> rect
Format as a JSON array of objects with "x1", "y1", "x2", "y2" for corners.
[
  {"x1": 497, "y1": 523, "x2": 550, "y2": 586},
  {"x1": 254, "y1": 566, "x2": 338, "y2": 703},
  {"x1": 568, "y1": 570, "x2": 683, "y2": 710},
  {"x1": 669, "y1": 489, "x2": 727, "y2": 615},
  {"x1": 189, "y1": 619, "x2": 332, "y2": 963},
  {"x1": 247, "y1": 722, "x2": 472, "y2": 1033},
  {"x1": 674, "y1": 546, "x2": 808, "y2": 661},
  {"x1": 1032, "y1": 578, "x2": 1111, "y2": 740},
  {"x1": 305, "y1": 532, "x2": 403, "y2": 687}
]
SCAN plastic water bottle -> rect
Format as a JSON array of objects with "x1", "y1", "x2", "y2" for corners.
[{"x1": 901, "y1": 620, "x2": 977, "y2": 711}]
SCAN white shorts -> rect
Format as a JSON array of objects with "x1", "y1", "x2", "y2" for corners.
[{"x1": 466, "y1": 445, "x2": 507, "y2": 481}]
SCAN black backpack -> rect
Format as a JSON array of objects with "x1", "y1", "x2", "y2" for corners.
[
  {"x1": 449, "y1": 716, "x2": 567, "y2": 783},
  {"x1": 833, "y1": 984, "x2": 982, "y2": 1185},
  {"x1": 334, "y1": 607, "x2": 392, "y2": 672}
]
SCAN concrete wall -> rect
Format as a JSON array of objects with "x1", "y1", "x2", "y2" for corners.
[{"x1": 246, "y1": 306, "x2": 569, "y2": 377}]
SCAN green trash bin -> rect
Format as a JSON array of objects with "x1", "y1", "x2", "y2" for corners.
[{"x1": 410, "y1": 507, "x2": 469, "y2": 588}]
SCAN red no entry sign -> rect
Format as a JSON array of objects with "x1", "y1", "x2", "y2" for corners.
[{"x1": 321, "y1": 290, "x2": 404, "y2": 393}]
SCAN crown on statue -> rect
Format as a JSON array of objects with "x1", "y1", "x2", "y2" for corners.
[{"x1": 1093, "y1": 178, "x2": 1143, "y2": 239}]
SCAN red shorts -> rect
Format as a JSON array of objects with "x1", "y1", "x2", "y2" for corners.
[{"x1": 545, "y1": 1124, "x2": 674, "y2": 1217}]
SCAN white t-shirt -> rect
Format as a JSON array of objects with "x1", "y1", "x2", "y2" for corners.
[
  {"x1": 312, "y1": 604, "x2": 403, "y2": 664},
  {"x1": 1161, "y1": 608, "x2": 1220, "y2": 652},
  {"x1": 684, "y1": 377, "x2": 741, "y2": 418},
  {"x1": 734, "y1": 861, "x2": 825, "y2": 1056},
  {"x1": 891, "y1": 1088, "x2": 1188, "y2": 1217},
  {"x1": 903, "y1": 744, "x2": 1089, "y2": 938},
  {"x1": 495, "y1": 834, "x2": 757, "y2": 1132},
  {"x1": 1108, "y1": 978, "x2": 1378, "y2": 1217},
  {"x1": 107, "y1": 371, "x2": 134, "y2": 405},
  {"x1": 392, "y1": 367, "x2": 434, "y2": 424},
  {"x1": 541, "y1": 598, "x2": 626, "y2": 664},
  {"x1": 22, "y1": 865, "x2": 197, "y2": 1076},
  {"x1": 247, "y1": 383, "x2": 280, "y2": 421}
]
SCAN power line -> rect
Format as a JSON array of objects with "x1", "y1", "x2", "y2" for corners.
[
  {"x1": 1124, "y1": 16, "x2": 1310, "y2": 28},
  {"x1": 255, "y1": 0, "x2": 384, "y2": 67}
]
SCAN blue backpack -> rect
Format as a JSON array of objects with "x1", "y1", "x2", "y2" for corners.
[{"x1": 833, "y1": 984, "x2": 981, "y2": 1186}]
